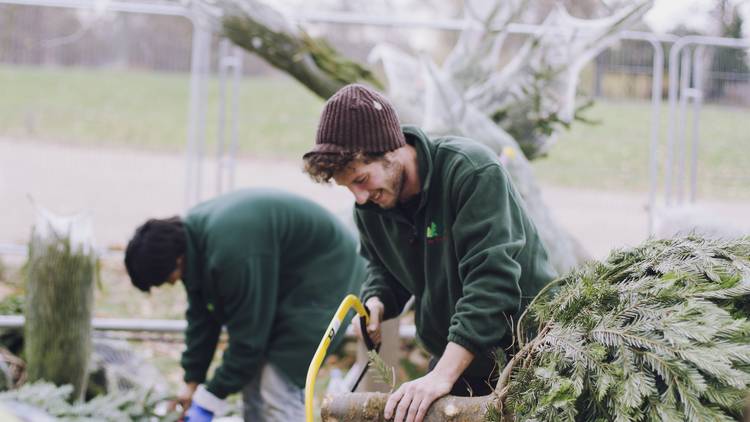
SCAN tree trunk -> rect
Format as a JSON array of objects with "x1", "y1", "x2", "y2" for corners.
[
  {"x1": 24, "y1": 210, "x2": 95, "y2": 402},
  {"x1": 321, "y1": 392, "x2": 499, "y2": 422},
  {"x1": 220, "y1": 0, "x2": 381, "y2": 99}
]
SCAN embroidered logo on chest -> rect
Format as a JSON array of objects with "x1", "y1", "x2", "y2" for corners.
[{"x1": 426, "y1": 221, "x2": 447, "y2": 244}]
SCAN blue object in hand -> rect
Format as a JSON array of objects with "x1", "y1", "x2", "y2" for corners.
[{"x1": 184, "y1": 402, "x2": 213, "y2": 422}]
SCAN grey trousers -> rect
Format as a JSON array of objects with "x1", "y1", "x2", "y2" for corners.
[{"x1": 242, "y1": 363, "x2": 304, "y2": 422}]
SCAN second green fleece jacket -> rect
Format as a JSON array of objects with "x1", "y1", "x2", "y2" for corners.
[{"x1": 181, "y1": 189, "x2": 365, "y2": 398}]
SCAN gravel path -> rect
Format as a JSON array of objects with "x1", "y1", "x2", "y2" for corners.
[{"x1": 2, "y1": 139, "x2": 748, "y2": 259}]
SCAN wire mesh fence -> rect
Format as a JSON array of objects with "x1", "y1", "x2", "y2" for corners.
[{"x1": 0, "y1": 4, "x2": 748, "y2": 250}]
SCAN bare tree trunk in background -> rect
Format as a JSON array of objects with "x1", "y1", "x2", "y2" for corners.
[
  {"x1": 219, "y1": 0, "x2": 588, "y2": 274},
  {"x1": 221, "y1": 0, "x2": 382, "y2": 99}
]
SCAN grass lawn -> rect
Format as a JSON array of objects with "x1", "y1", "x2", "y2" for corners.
[
  {"x1": 1, "y1": 64, "x2": 749, "y2": 200},
  {"x1": 537, "y1": 99, "x2": 750, "y2": 200},
  {"x1": 0, "y1": 65, "x2": 324, "y2": 157}
]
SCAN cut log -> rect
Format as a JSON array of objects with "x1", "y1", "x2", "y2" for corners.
[{"x1": 321, "y1": 392, "x2": 498, "y2": 422}]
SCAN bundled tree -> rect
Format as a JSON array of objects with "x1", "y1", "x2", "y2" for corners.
[
  {"x1": 24, "y1": 208, "x2": 96, "y2": 402},
  {"x1": 323, "y1": 235, "x2": 750, "y2": 421},
  {"x1": 499, "y1": 235, "x2": 750, "y2": 420}
]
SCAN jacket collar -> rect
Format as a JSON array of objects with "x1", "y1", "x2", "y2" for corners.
[
  {"x1": 355, "y1": 125, "x2": 434, "y2": 217},
  {"x1": 181, "y1": 226, "x2": 202, "y2": 293}
]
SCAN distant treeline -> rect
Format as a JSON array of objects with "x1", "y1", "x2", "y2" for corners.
[{"x1": 1, "y1": 4, "x2": 748, "y2": 105}]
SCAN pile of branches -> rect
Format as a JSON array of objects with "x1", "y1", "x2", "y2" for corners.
[{"x1": 498, "y1": 236, "x2": 750, "y2": 421}]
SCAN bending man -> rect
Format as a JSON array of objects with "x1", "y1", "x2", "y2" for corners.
[{"x1": 124, "y1": 188, "x2": 365, "y2": 421}]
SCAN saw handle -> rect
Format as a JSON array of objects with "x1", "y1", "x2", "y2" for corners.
[{"x1": 358, "y1": 304, "x2": 378, "y2": 351}]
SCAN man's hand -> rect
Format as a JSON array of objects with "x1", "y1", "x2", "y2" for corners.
[
  {"x1": 384, "y1": 342, "x2": 474, "y2": 422},
  {"x1": 384, "y1": 370, "x2": 453, "y2": 422},
  {"x1": 169, "y1": 381, "x2": 198, "y2": 413},
  {"x1": 353, "y1": 297, "x2": 384, "y2": 345}
]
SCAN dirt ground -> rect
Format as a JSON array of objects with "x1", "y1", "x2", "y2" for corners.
[{"x1": 2, "y1": 138, "x2": 749, "y2": 260}]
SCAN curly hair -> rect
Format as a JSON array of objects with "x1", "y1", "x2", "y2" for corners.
[
  {"x1": 303, "y1": 151, "x2": 385, "y2": 183},
  {"x1": 125, "y1": 217, "x2": 186, "y2": 292}
]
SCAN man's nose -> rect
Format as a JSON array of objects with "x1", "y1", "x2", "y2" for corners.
[{"x1": 350, "y1": 186, "x2": 369, "y2": 205}]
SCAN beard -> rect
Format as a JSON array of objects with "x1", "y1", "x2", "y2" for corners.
[{"x1": 376, "y1": 158, "x2": 405, "y2": 209}]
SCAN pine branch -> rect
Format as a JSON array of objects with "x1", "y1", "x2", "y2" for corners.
[{"x1": 504, "y1": 236, "x2": 750, "y2": 421}]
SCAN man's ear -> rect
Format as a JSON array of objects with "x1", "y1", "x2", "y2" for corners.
[
  {"x1": 176, "y1": 255, "x2": 185, "y2": 278},
  {"x1": 382, "y1": 149, "x2": 401, "y2": 165}
]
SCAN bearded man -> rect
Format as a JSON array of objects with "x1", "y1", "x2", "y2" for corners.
[{"x1": 302, "y1": 84, "x2": 557, "y2": 422}]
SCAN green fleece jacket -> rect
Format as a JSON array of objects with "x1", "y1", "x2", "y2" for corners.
[
  {"x1": 181, "y1": 189, "x2": 365, "y2": 398},
  {"x1": 357, "y1": 126, "x2": 557, "y2": 377}
]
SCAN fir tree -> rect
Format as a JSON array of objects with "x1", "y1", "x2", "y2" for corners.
[{"x1": 500, "y1": 236, "x2": 750, "y2": 421}]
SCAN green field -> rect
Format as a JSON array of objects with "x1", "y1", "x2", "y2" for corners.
[
  {"x1": 2, "y1": 65, "x2": 748, "y2": 200},
  {"x1": 0, "y1": 65, "x2": 323, "y2": 156}
]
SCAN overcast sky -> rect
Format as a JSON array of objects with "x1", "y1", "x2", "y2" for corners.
[{"x1": 273, "y1": 0, "x2": 750, "y2": 39}]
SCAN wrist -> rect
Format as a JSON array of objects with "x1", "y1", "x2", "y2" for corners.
[
  {"x1": 182, "y1": 381, "x2": 199, "y2": 393},
  {"x1": 431, "y1": 342, "x2": 475, "y2": 382},
  {"x1": 430, "y1": 361, "x2": 463, "y2": 383},
  {"x1": 192, "y1": 385, "x2": 227, "y2": 415}
]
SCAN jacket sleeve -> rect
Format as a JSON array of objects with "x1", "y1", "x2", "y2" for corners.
[
  {"x1": 181, "y1": 289, "x2": 222, "y2": 384},
  {"x1": 355, "y1": 212, "x2": 412, "y2": 320},
  {"x1": 447, "y1": 164, "x2": 526, "y2": 357},
  {"x1": 205, "y1": 255, "x2": 279, "y2": 399}
]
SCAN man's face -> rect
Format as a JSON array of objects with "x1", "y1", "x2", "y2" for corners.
[{"x1": 333, "y1": 156, "x2": 405, "y2": 209}]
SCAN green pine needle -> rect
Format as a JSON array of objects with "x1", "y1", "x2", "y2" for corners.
[
  {"x1": 368, "y1": 350, "x2": 397, "y2": 392},
  {"x1": 503, "y1": 236, "x2": 750, "y2": 421}
]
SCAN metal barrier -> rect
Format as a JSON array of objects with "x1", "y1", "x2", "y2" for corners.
[
  {"x1": 664, "y1": 35, "x2": 750, "y2": 207},
  {"x1": 0, "y1": 0, "x2": 216, "y2": 209},
  {"x1": 0, "y1": 315, "x2": 417, "y2": 339}
]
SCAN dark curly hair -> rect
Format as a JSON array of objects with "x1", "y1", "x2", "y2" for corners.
[
  {"x1": 124, "y1": 217, "x2": 186, "y2": 292},
  {"x1": 303, "y1": 151, "x2": 385, "y2": 183}
]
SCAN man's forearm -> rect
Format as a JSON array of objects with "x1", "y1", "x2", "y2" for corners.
[{"x1": 431, "y1": 342, "x2": 474, "y2": 383}]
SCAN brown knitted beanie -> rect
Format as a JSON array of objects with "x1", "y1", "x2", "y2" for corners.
[{"x1": 305, "y1": 84, "x2": 406, "y2": 156}]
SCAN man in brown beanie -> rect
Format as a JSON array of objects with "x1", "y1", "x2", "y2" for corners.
[{"x1": 303, "y1": 84, "x2": 556, "y2": 422}]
